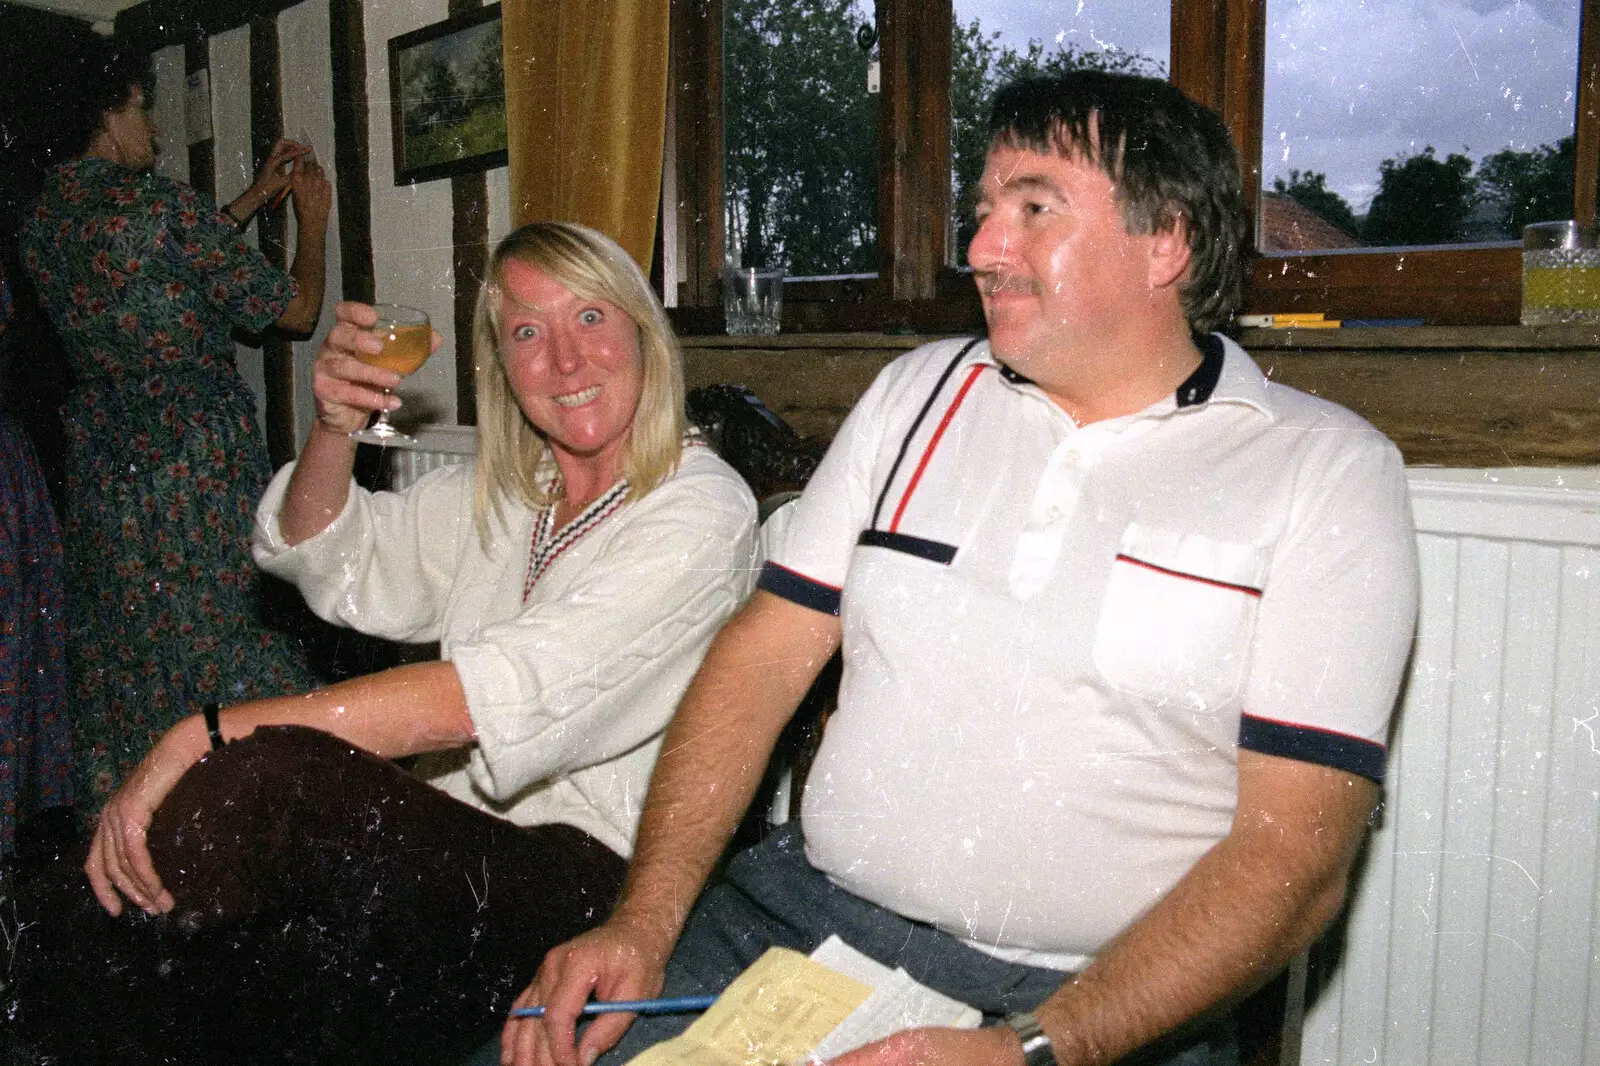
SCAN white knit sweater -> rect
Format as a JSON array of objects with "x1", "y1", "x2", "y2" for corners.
[{"x1": 252, "y1": 444, "x2": 758, "y2": 857}]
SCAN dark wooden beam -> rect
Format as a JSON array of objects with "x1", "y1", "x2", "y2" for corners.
[
  {"x1": 678, "y1": 327, "x2": 1600, "y2": 468},
  {"x1": 117, "y1": 0, "x2": 306, "y2": 54},
  {"x1": 1220, "y1": 0, "x2": 1265, "y2": 243},
  {"x1": 1248, "y1": 246, "x2": 1521, "y2": 325},
  {"x1": 328, "y1": 0, "x2": 373, "y2": 304},
  {"x1": 249, "y1": 17, "x2": 285, "y2": 265},
  {"x1": 452, "y1": 174, "x2": 487, "y2": 426},
  {"x1": 669, "y1": 0, "x2": 724, "y2": 308},
  {"x1": 879, "y1": 0, "x2": 950, "y2": 301},
  {"x1": 1170, "y1": 0, "x2": 1228, "y2": 113},
  {"x1": 1575, "y1": 0, "x2": 1600, "y2": 224},
  {"x1": 249, "y1": 14, "x2": 295, "y2": 468},
  {"x1": 448, "y1": 0, "x2": 488, "y2": 426}
]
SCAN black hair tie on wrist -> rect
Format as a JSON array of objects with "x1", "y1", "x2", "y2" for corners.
[{"x1": 203, "y1": 702, "x2": 226, "y2": 750}]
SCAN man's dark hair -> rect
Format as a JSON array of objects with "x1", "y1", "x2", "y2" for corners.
[
  {"x1": 987, "y1": 70, "x2": 1248, "y2": 334},
  {"x1": 13, "y1": 30, "x2": 154, "y2": 172}
]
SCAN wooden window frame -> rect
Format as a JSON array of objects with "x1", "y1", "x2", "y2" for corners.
[{"x1": 668, "y1": 0, "x2": 1600, "y2": 332}]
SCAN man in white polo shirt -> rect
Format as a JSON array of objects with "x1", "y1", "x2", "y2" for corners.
[{"x1": 500, "y1": 71, "x2": 1418, "y2": 1066}]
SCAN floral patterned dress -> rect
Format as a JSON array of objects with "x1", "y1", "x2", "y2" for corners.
[{"x1": 19, "y1": 157, "x2": 317, "y2": 808}]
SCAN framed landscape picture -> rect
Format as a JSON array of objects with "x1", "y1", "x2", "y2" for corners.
[{"x1": 388, "y1": 3, "x2": 508, "y2": 185}]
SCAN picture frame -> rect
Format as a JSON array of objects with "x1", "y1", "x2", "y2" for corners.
[{"x1": 388, "y1": 3, "x2": 508, "y2": 185}]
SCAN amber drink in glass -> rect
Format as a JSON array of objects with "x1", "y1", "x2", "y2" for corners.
[{"x1": 351, "y1": 303, "x2": 431, "y2": 446}]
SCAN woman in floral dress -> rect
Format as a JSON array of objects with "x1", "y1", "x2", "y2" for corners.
[{"x1": 17, "y1": 38, "x2": 332, "y2": 809}]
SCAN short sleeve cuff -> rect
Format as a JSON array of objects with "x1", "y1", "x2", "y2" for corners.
[
  {"x1": 1239, "y1": 713, "x2": 1387, "y2": 783},
  {"x1": 758, "y1": 561, "x2": 841, "y2": 616}
]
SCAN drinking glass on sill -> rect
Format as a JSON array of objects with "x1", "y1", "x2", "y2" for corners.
[
  {"x1": 723, "y1": 266, "x2": 784, "y2": 335},
  {"x1": 350, "y1": 303, "x2": 431, "y2": 447},
  {"x1": 1522, "y1": 220, "x2": 1600, "y2": 326}
]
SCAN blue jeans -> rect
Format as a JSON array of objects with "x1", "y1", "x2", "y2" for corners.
[{"x1": 467, "y1": 822, "x2": 1238, "y2": 1066}]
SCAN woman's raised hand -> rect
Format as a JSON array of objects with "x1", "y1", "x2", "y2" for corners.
[
  {"x1": 250, "y1": 137, "x2": 306, "y2": 205},
  {"x1": 311, "y1": 301, "x2": 441, "y2": 436},
  {"x1": 290, "y1": 152, "x2": 333, "y2": 229}
]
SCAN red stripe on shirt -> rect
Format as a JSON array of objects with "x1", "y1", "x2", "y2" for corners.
[
  {"x1": 1114, "y1": 554, "x2": 1263, "y2": 597},
  {"x1": 888, "y1": 364, "x2": 987, "y2": 533}
]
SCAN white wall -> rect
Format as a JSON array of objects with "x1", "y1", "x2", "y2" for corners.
[
  {"x1": 175, "y1": 0, "x2": 511, "y2": 445},
  {"x1": 207, "y1": 26, "x2": 267, "y2": 432},
  {"x1": 361, "y1": 0, "x2": 513, "y2": 431},
  {"x1": 279, "y1": 0, "x2": 342, "y2": 444},
  {"x1": 149, "y1": 44, "x2": 188, "y2": 186}
]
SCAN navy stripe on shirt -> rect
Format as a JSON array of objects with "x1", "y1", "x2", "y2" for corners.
[
  {"x1": 758, "y1": 561, "x2": 842, "y2": 616},
  {"x1": 1239, "y1": 713, "x2": 1387, "y2": 783},
  {"x1": 857, "y1": 529, "x2": 958, "y2": 565}
]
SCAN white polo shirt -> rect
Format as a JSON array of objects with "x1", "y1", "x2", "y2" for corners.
[{"x1": 760, "y1": 334, "x2": 1418, "y2": 970}]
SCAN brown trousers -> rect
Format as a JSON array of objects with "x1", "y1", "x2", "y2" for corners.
[{"x1": 6, "y1": 725, "x2": 626, "y2": 1064}]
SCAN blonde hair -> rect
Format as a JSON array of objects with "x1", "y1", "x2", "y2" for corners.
[{"x1": 471, "y1": 222, "x2": 686, "y2": 545}]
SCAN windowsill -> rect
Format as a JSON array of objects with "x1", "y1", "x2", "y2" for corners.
[
  {"x1": 681, "y1": 324, "x2": 1600, "y2": 351},
  {"x1": 1237, "y1": 323, "x2": 1600, "y2": 350},
  {"x1": 679, "y1": 331, "x2": 945, "y2": 350}
]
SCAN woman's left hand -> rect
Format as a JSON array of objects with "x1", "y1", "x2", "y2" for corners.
[
  {"x1": 84, "y1": 715, "x2": 211, "y2": 917},
  {"x1": 310, "y1": 302, "x2": 441, "y2": 435}
]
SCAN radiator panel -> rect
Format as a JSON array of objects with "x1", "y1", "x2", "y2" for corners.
[{"x1": 1302, "y1": 469, "x2": 1600, "y2": 1065}]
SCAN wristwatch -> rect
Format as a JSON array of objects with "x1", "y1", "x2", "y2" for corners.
[{"x1": 1000, "y1": 1011, "x2": 1056, "y2": 1066}]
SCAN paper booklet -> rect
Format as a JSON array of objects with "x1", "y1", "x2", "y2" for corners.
[{"x1": 625, "y1": 935, "x2": 982, "y2": 1066}]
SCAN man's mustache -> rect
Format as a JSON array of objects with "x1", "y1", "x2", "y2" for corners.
[{"x1": 973, "y1": 271, "x2": 1041, "y2": 297}]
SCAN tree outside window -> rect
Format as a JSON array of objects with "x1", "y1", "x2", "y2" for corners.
[{"x1": 724, "y1": 0, "x2": 877, "y2": 277}]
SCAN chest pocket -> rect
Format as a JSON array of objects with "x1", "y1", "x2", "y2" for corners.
[{"x1": 1092, "y1": 523, "x2": 1268, "y2": 710}]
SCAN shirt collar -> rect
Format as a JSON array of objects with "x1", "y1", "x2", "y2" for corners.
[
  {"x1": 1176, "y1": 332, "x2": 1225, "y2": 406},
  {"x1": 1194, "y1": 332, "x2": 1275, "y2": 420},
  {"x1": 979, "y1": 331, "x2": 1276, "y2": 423}
]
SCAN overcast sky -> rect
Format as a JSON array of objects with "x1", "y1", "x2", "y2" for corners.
[{"x1": 958, "y1": 0, "x2": 1580, "y2": 214}]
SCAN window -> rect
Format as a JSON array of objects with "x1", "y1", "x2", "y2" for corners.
[
  {"x1": 723, "y1": 0, "x2": 879, "y2": 279},
  {"x1": 1261, "y1": 0, "x2": 1581, "y2": 254},
  {"x1": 1244, "y1": 0, "x2": 1599, "y2": 323},
  {"x1": 666, "y1": 0, "x2": 1600, "y2": 330}
]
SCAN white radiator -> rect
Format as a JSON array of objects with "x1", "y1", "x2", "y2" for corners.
[
  {"x1": 1301, "y1": 467, "x2": 1600, "y2": 1065},
  {"x1": 384, "y1": 423, "x2": 478, "y2": 491}
]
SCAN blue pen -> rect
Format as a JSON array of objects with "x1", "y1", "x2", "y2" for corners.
[{"x1": 512, "y1": 995, "x2": 718, "y2": 1019}]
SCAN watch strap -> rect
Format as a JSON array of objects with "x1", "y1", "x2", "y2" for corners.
[
  {"x1": 1002, "y1": 1012, "x2": 1056, "y2": 1066},
  {"x1": 202, "y1": 702, "x2": 226, "y2": 750}
]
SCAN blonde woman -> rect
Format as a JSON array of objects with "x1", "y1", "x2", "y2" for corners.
[{"x1": 11, "y1": 222, "x2": 758, "y2": 1063}]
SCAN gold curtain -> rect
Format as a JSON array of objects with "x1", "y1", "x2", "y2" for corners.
[{"x1": 501, "y1": 0, "x2": 671, "y2": 270}]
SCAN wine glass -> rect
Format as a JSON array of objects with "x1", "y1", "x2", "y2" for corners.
[{"x1": 350, "y1": 303, "x2": 431, "y2": 447}]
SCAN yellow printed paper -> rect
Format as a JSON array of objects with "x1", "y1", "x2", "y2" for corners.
[{"x1": 627, "y1": 948, "x2": 873, "y2": 1066}]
